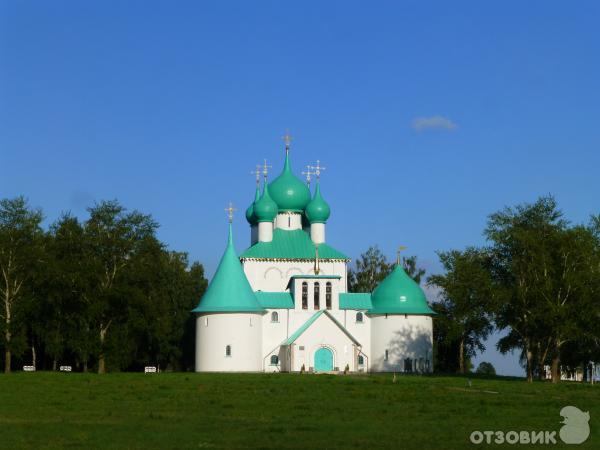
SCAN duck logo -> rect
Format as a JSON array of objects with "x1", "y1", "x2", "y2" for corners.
[{"x1": 559, "y1": 406, "x2": 590, "y2": 444}]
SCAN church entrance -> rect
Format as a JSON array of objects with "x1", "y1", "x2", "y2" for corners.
[{"x1": 314, "y1": 347, "x2": 333, "y2": 372}]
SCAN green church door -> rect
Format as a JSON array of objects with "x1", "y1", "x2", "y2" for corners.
[{"x1": 314, "y1": 347, "x2": 333, "y2": 372}]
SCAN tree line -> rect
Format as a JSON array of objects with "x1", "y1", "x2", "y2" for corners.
[
  {"x1": 3, "y1": 194, "x2": 598, "y2": 381},
  {"x1": 0, "y1": 197, "x2": 207, "y2": 373},
  {"x1": 349, "y1": 196, "x2": 600, "y2": 383}
]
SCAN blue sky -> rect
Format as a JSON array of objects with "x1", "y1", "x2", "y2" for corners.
[{"x1": 2, "y1": 1, "x2": 599, "y2": 376}]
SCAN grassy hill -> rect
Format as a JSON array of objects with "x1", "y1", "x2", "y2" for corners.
[{"x1": 0, "y1": 372, "x2": 597, "y2": 449}]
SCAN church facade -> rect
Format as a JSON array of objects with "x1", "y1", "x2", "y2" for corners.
[{"x1": 193, "y1": 139, "x2": 435, "y2": 373}]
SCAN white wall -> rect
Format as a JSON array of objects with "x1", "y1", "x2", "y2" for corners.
[
  {"x1": 310, "y1": 223, "x2": 325, "y2": 244},
  {"x1": 343, "y1": 310, "x2": 371, "y2": 371},
  {"x1": 242, "y1": 260, "x2": 348, "y2": 293},
  {"x1": 369, "y1": 314, "x2": 433, "y2": 373},
  {"x1": 258, "y1": 221, "x2": 273, "y2": 242},
  {"x1": 286, "y1": 313, "x2": 361, "y2": 372},
  {"x1": 195, "y1": 312, "x2": 263, "y2": 372},
  {"x1": 275, "y1": 212, "x2": 302, "y2": 230},
  {"x1": 261, "y1": 308, "x2": 289, "y2": 372}
]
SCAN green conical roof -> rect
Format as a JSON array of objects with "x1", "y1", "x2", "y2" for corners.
[
  {"x1": 370, "y1": 265, "x2": 435, "y2": 315},
  {"x1": 245, "y1": 185, "x2": 261, "y2": 225},
  {"x1": 192, "y1": 224, "x2": 264, "y2": 313},
  {"x1": 254, "y1": 183, "x2": 278, "y2": 222},
  {"x1": 269, "y1": 151, "x2": 311, "y2": 212},
  {"x1": 305, "y1": 181, "x2": 331, "y2": 223}
]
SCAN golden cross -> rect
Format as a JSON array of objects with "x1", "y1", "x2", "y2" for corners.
[
  {"x1": 310, "y1": 160, "x2": 326, "y2": 180},
  {"x1": 262, "y1": 159, "x2": 272, "y2": 181},
  {"x1": 396, "y1": 245, "x2": 407, "y2": 265},
  {"x1": 224, "y1": 202, "x2": 237, "y2": 223},
  {"x1": 282, "y1": 130, "x2": 293, "y2": 151},
  {"x1": 250, "y1": 164, "x2": 262, "y2": 186}
]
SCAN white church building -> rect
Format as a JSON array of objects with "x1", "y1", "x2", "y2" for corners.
[{"x1": 193, "y1": 137, "x2": 435, "y2": 373}]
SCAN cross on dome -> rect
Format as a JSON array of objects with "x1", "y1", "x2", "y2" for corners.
[
  {"x1": 251, "y1": 165, "x2": 262, "y2": 186},
  {"x1": 396, "y1": 245, "x2": 407, "y2": 265},
  {"x1": 262, "y1": 159, "x2": 272, "y2": 181},
  {"x1": 282, "y1": 130, "x2": 293, "y2": 153},
  {"x1": 225, "y1": 202, "x2": 237, "y2": 223},
  {"x1": 301, "y1": 165, "x2": 315, "y2": 186},
  {"x1": 310, "y1": 160, "x2": 326, "y2": 180}
]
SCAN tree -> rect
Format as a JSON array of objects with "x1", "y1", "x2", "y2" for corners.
[
  {"x1": 402, "y1": 255, "x2": 426, "y2": 284},
  {"x1": 84, "y1": 200, "x2": 157, "y2": 373},
  {"x1": 476, "y1": 361, "x2": 496, "y2": 376},
  {"x1": 485, "y1": 196, "x2": 599, "y2": 383},
  {"x1": 428, "y1": 248, "x2": 495, "y2": 374},
  {"x1": 0, "y1": 197, "x2": 44, "y2": 372},
  {"x1": 41, "y1": 214, "x2": 93, "y2": 370},
  {"x1": 349, "y1": 246, "x2": 425, "y2": 292},
  {"x1": 117, "y1": 239, "x2": 207, "y2": 371},
  {"x1": 348, "y1": 246, "x2": 392, "y2": 293},
  {"x1": 540, "y1": 225, "x2": 600, "y2": 382}
]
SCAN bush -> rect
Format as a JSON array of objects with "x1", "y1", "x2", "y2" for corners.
[{"x1": 475, "y1": 361, "x2": 496, "y2": 376}]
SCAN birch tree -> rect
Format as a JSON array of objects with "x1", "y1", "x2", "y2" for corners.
[
  {"x1": 0, "y1": 197, "x2": 43, "y2": 372},
  {"x1": 84, "y1": 200, "x2": 156, "y2": 373},
  {"x1": 428, "y1": 248, "x2": 495, "y2": 373}
]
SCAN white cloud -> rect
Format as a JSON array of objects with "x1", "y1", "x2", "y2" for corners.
[{"x1": 411, "y1": 115, "x2": 457, "y2": 132}]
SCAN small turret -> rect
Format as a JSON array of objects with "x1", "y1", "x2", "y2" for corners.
[
  {"x1": 246, "y1": 165, "x2": 262, "y2": 245},
  {"x1": 245, "y1": 185, "x2": 260, "y2": 226},
  {"x1": 306, "y1": 180, "x2": 330, "y2": 244},
  {"x1": 254, "y1": 183, "x2": 278, "y2": 242},
  {"x1": 305, "y1": 161, "x2": 330, "y2": 244}
]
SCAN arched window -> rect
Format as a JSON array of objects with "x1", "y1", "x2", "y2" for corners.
[
  {"x1": 358, "y1": 355, "x2": 364, "y2": 366},
  {"x1": 314, "y1": 282, "x2": 320, "y2": 309},
  {"x1": 225, "y1": 345, "x2": 231, "y2": 357},
  {"x1": 325, "y1": 282, "x2": 332, "y2": 309},
  {"x1": 270, "y1": 355, "x2": 279, "y2": 365},
  {"x1": 302, "y1": 282, "x2": 308, "y2": 309},
  {"x1": 356, "y1": 312, "x2": 364, "y2": 323},
  {"x1": 271, "y1": 311, "x2": 279, "y2": 323}
]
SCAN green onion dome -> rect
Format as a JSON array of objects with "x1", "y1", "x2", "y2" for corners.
[
  {"x1": 305, "y1": 181, "x2": 331, "y2": 224},
  {"x1": 245, "y1": 185, "x2": 261, "y2": 225},
  {"x1": 254, "y1": 183, "x2": 278, "y2": 222},
  {"x1": 268, "y1": 152, "x2": 311, "y2": 212},
  {"x1": 370, "y1": 265, "x2": 435, "y2": 315}
]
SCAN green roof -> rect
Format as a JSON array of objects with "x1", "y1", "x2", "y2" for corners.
[
  {"x1": 240, "y1": 228, "x2": 349, "y2": 260},
  {"x1": 282, "y1": 310, "x2": 360, "y2": 346},
  {"x1": 192, "y1": 225, "x2": 265, "y2": 313},
  {"x1": 339, "y1": 293, "x2": 373, "y2": 310},
  {"x1": 255, "y1": 291, "x2": 294, "y2": 309},
  {"x1": 370, "y1": 265, "x2": 435, "y2": 315}
]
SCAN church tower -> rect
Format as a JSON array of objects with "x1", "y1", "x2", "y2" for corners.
[{"x1": 193, "y1": 205, "x2": 264, "y2": 372}]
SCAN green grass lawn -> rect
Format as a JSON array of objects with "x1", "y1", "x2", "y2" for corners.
[{"x1": 0, "y1": 372, "x2": 597, "y2": 449}]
